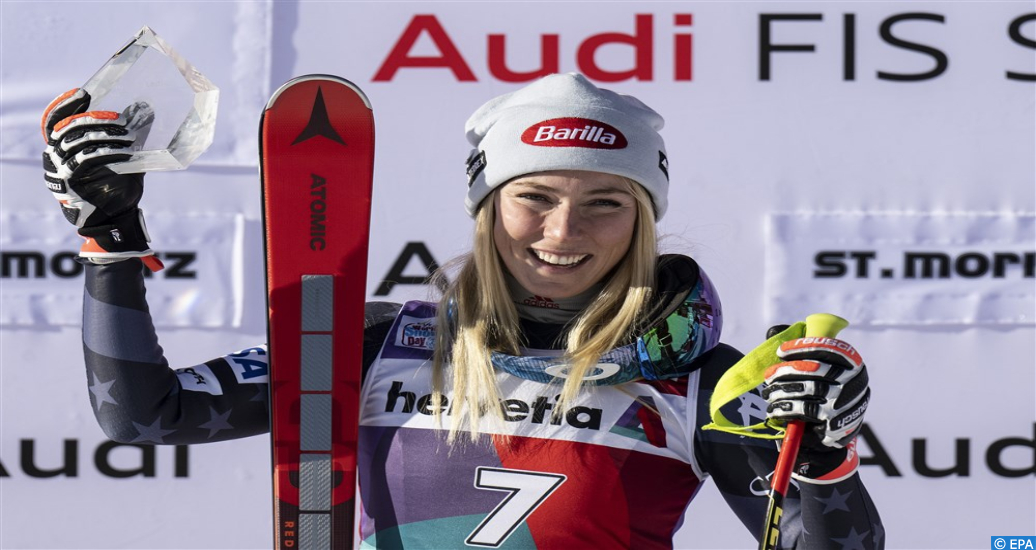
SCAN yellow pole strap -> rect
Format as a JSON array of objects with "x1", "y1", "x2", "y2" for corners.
[
  {"x1": 701, "y1": 322, "x2": 806, "y2": 440},
  {"x1": 702, "y1": 314, "x2": 850, "y2": 439}
]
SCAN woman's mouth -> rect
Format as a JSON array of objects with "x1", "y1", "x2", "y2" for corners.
[{"x1": 531, "y1": 249, "x2": 590, "y2": 268}]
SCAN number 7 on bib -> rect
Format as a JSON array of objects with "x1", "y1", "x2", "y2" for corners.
[{"x1": 260, "y1": 75, "x2": 375, "y2": 549}]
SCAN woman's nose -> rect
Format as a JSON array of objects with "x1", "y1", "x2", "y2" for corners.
[{"x1": 543, "y1": 204, "x2": 581, "y2": 240}]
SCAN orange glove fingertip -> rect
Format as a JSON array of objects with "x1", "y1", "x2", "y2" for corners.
[{"x1": 41, "y1": 88, "x2": 81, "y2": 141}]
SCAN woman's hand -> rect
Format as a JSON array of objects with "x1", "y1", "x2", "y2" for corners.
[
  {"x1": 42, "y1": 88, "x2": 162, "y2": 270},
  {"x1": 762, "y1": 335, "x2": 870, "y2": 450}
]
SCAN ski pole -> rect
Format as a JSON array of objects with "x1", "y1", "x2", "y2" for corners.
[{"x1": 759, "y1": 313, "x2": 849, "y2": 550}]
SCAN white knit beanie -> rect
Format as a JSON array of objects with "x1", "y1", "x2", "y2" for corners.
[{"x1": 464, "y1": 73, "x2": 669, "y2": 219}]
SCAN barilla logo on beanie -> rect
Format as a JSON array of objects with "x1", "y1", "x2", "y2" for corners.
[{"x1": 521, "y1": 117, "x2": 628, "y2": 149}]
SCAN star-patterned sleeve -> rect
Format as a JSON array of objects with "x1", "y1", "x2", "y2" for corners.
[
  {"x1": 692, "y1": 344, "x2": 885, "y2": 550},
  {"x1": 82, "y1": 259, "x2": 399, "y2": 446}
]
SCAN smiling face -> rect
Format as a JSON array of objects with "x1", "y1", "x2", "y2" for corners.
[{"x1": 493, "y1": 170, "x2": 639, "y2": 299}]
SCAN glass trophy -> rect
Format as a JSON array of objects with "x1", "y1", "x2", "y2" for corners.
[{"x1": 81, "y1": 26, "x2": 219, "y2": 174}]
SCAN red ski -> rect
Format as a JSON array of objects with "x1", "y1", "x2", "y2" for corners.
[{"x1": 260, "y1": 75, "x2": 374, "y2": 550}]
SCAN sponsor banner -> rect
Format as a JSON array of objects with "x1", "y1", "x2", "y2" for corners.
[
  {"x1": 0, "y1": 431, "x2": 275, "y2": 550},
  {"x1": 295, "y1": 3, "x2": 1036, "y2": 88},
  {"x1": 765, "y1": 211, "x2": 1036, "y2": 326},
  {"x1": 0, "y1": 211, "x2": 246, "y2": 328}
]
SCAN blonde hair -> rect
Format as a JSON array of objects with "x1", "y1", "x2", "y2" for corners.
[{"x1": 431, "y1": 178, "x2": 658, "y2": 443}]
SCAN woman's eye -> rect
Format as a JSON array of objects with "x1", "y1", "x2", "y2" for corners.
[
  {"x1": 590, "y1": 199, "x2": 622, "y2": 207},
  {"x1": 518, "y1": 193, "x2": 549, "y2": 202}
]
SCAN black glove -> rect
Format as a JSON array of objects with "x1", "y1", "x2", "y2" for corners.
[
  {"x1": 42, "y1": 88, "x2": 162, "y2": 271},
  {"x1": 762, "y1": 333, "x2": 870, "y2": 450}
]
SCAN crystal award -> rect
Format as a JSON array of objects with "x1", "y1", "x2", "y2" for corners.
[{"x1": 81, "y1": 26, "x2": 219, "y2": 174}]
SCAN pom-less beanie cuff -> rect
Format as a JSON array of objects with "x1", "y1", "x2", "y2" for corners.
[{"x1": 463, "y1": 73, "x2": 670, "y2": 219}]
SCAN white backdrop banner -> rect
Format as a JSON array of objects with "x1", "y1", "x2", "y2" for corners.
[
  {"x1": 766, "y1": 211, "x2": 1036, "y2": 326},
  {"x1": 0, "y1": 211, "x2": 247, "y2": 328},
  {"x1": 1, "y1": 2, "x2": 1033, "y2": 550}
]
